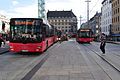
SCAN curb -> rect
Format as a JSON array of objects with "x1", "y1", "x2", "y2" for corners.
[
  {"x1": 107, "y1": 41, "x2": 120, "y2": 44},
  {"x1": 0, "y1": 48, "x2": 9, "y2": 54}
]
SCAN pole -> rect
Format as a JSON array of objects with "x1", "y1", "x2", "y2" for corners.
[
  {"x1": 85, "y1": 0, "x2": 91, "y2": 28},
  {"x1": 38, "y1": 0, "x2": 45, "y2": 19},
  {"x1": 79, "y1": 15, "x2": 82, "y2": 28}
]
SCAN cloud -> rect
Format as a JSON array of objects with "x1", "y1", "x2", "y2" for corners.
[
  {"x1": 13, "y1": 4, "x2": 38, "y2": 18},
  {"x1": 3, "y1": 3, "x2": 37, "y2": 18},
  {"x1": 0, "y1": 10, "x2": 7, "y2": 15},
  {"x1": 0, "y1": 0, "x2": 38, "y2": 18},
  {"x1": 46, "y1": 0, "x2": 71, "y2": 3},
  {"x1": 1, "y1": 0, "x2": 102, "y2": 24},
  {"x1": 12, "y1": 0, "x2": 19, "y2": 6}
]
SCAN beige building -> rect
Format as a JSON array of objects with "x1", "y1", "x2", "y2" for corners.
[
  {"x1": 112, "y1": 0, "x2": 120, "y2": 41},
  {"x1": 47, "y1": 10, "x2": 77, "y2": 35}
]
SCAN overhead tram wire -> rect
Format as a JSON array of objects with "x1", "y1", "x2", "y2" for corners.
[{"x1": 89, "y1": 0, "x2": 100, "y2": 14}]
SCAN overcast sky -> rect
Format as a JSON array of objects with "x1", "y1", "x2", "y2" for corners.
[{"x1": 0, "y1": 0, "x2": 102, "y2": 24}]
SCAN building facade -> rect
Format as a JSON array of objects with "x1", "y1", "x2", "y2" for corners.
[
  {"x1": 101, "y1": 0, "x2": 112, "y2": 36},
  {"x1": 0, "y1": 14, "x2": 10, "y2": 34},
  {"x1": 47, "y1": 10, "x2": 77, "y2": 35},
  {"x1": 112, "y1": 0, "x2": 120, "y2": 41},
  {"x1": 89, "y1": 12, "x2": 101, "y2": 41}
]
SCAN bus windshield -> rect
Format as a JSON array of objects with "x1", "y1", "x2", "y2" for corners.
[
  {"x1": 9, "y1": 19, "x2": 43, "y2": 43},
  {"x1": 79, "y1": 31, "x2": 90, "y2": 38}
]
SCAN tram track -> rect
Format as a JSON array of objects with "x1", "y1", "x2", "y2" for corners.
[
  {"x1": 92, "y1": 42, "x2": 120, "y2": 58},
  {"x1": 76, "y1": 42, "x2": 120, "y2": 79},
  {"x1": 78, "y1": 44, "x2": 113, "y2": 80},
  {"x1": 20, "y1": 42, "x2": 60, "y2": 80},
  {"x1": 21, "y1": 52, "x2": 49, "y2": 80},
  {"x1": 82, "y1": 43, "x2": 120, "y2": 73},
  {"x1": 89, "y1": 43, "x2": 120, "y2": 73}
]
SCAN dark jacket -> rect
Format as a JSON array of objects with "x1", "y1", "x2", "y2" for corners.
[
  {"x1": 0, "y1": 37, "x2": 4, "y2": 43},
  {"x1": 100, "y1": 34, "x2": 106, "y2": 46}
]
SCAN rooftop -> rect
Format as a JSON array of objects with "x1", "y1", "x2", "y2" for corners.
[{"x1": 47, "y1": 10, "x2": 76, "y2": 18}]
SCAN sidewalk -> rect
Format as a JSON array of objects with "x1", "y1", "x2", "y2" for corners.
[{"x1": 30, "y1": 41, "x2": 95, "y2": 80}]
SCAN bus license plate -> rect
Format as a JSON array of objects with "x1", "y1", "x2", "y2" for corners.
[{"x1": 21, "y1": 50, "x2": 28, "y2": 52}]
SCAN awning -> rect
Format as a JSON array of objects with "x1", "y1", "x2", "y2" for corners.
[{"x1": 111, "y1": 34, "x2": 120, "y2": 36}]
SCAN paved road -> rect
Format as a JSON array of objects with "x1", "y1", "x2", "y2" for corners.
[{"x1": 0, "y1": 40, "x2": 120, "y2": 80}]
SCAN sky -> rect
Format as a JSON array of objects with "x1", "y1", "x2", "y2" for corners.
[{"x1": 0, "y1": 0, "x2": 102, "y2": 25}]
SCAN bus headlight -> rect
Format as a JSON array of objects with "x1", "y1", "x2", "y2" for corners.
[
  {"x1": 11, "y1": 49, "x2": 14, "y2": 51},
  {"x1": 10, "y1": 46, "x2": 13, "y2": 48},
  {"x1": 36, "y1": 49, "x2": 39, "y2": 51},
  {"x1": 37, "y1": 46, "x2": 42, "y2": 49}
]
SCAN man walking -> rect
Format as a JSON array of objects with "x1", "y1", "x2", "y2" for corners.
[
  {"x1": 100, "y1": 33, "x2": 106, "y2": 55},
  {"x1": 0, "y1": 34, "x2": 5, "y2": 48}
]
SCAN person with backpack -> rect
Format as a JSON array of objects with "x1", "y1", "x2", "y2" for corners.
[{"x1": 100, "y1": 33, "x2": 106, "y2": 55}]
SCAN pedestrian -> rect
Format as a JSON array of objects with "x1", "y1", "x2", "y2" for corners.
[
  {"x1": 0, "y1": 34, "x2": 5, "y2": 48},
  {"x1": 59, "y1": 34, "x2": 64, "y2": 43},
  {"x1": 100, "y1": 33, "x2": 106, "y2": 55}
]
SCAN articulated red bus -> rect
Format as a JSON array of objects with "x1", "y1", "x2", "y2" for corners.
[
  {"x1": 76, "y1": 29, "x2": 94, "y2": 43},
  {"x1": 9, "y1": 18, "x2": 57, "y2": 53}
]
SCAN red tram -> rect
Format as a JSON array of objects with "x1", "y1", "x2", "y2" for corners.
[
  {"x1": 76, "y1": 29, "x2": 94, "y2": 43},
  {"x1": 9, "y1": 18, "x2": 57, "y2": 53}
]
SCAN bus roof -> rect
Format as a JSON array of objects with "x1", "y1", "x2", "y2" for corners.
[{"x1": 10, "y1": 18, "x2": 43, "y2": 21}]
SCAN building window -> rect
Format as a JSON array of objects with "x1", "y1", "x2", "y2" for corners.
[
  {"x1": 118, "y1": 8, "x2": 119, "y2": 13},
  {"x1": 60, "y1": 20, "x2": 62, "y2": 22},
  {"x1": 116, "y1": 1, "x2": 117, "y2": 6},
  {"x1": 116, "y1": 9, "x2": 118, "y2": 14},
  {"x1": 114, "y1": 17, "x2": 115, "y2": 23},
  {"x1": 116, "y1": 17, "x2": 118, "y2": 22},
  {"x1": 66, "y1": 30, "x2": 67, "y2": 32},
  {"x1": 118, "y1": 16, "x2": 119, "y2": 22}
]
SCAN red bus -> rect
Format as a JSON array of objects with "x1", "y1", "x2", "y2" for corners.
[
  {"x1": 9, "y1": 18, "x2": 57, "y2": 53},
  {"x1": 76, "y1": 29, "x2": 94, "y2": 43}
]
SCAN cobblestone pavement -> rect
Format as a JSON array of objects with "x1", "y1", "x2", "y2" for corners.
[
  {"x1": 31, "y1": 40, "x2": 117, "y2": 80},
  {"x1": 1, "y1": 40, "x2": 120, "y2": 80}
]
